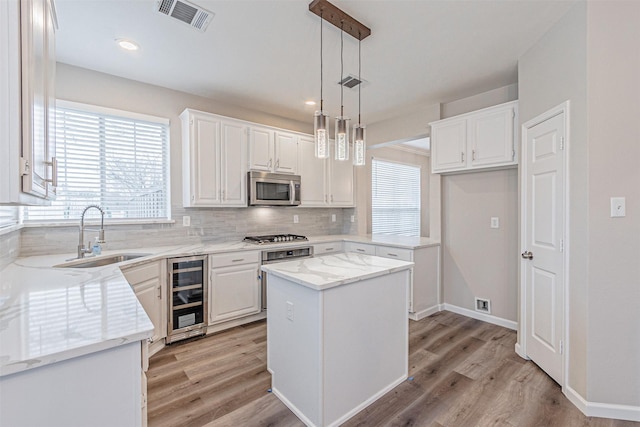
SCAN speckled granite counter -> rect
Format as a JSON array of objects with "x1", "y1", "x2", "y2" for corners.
[{"x1": 0, "y1": 235, "x2": 438, "y2": 377}]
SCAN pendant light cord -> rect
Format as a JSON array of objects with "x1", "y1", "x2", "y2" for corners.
[
  {"x1": 340, "y1": 21, "x2": 344, "y2": 117},
  {"x1": 320, "y1": 11, "x2": 323, "y2": 112},
  {"x1": 358, "y1": 35, "x2": 361, "y2": 125}
]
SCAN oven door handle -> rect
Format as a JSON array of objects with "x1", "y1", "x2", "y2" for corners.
[{"x1": 289, "y1": 180, "x2": 295, "y2": 205}]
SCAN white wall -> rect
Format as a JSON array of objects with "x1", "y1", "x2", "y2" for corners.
[
  {"x1": 17, "y1": 64, "x2": 354, "y2": 256},
  {"x1": 518, "y1": 0, "x2": 589, "y2": 398},
  {"x1": 438, "y1": 85, "x2": 519, "y2": 322},
  {"x1": 519, "y1": 0, "x2": 640, "y2": 411},
  {"x1": 585, "y1": 1, "x2": 640, "y2": 407}
]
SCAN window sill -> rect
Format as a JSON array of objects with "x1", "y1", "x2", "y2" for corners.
[{"x1": 22, "y1": 219, "x2": 176, "y2": 228}]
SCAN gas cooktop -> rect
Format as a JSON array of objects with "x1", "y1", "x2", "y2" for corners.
[{"x1": 243, "y1": 234, "x2": 308, "y2": 245}]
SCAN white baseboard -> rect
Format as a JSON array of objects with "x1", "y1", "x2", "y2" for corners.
[
  {"x1": 441, "y1": 303, "x2": 518, "y2": 330},
  {"x1": 564, "y1": 385, "x2": 640, "y2": 422},
  {"x1": 408, "y1": 304, "x2": 440, "y2": 321},
  {"x1": 514, "y1": 343, "x2": 530, "y2": 360}
]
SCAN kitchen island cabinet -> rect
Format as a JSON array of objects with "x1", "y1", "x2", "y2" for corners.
[{"x1": 262, "y1": 252, "x2": 413, "y2": 427}]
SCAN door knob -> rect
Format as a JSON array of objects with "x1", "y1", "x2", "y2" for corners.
[{"x1": 521, "y1": 251, "x2": 534, "y2": 260}]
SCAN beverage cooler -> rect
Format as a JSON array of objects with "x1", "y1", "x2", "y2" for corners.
[{"x1": 167, "y1": 255, "x2": 207, "y2": 343}]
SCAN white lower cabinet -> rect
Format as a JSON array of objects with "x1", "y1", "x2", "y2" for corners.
[
  {"x1": 209, "y1": 251, "x2": 261, "y2": 324},
  {"x1": 121, "y1": 261, "x2": 167, "y2": 356},
  {"x1": 345, "y1": 242, "x2": 440, "y2": 318},
  {"x1": 313, "y1": 241, "x2": 344, "y2": 255},
  {"x1": 344, "y1": 241, "x2": 376, "y2": 255}
]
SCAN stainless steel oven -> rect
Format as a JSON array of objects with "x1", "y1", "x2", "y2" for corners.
[
  {"x1": 248, "y1": 171, "x2": 301, "y2": 206},
  {"x1": 260, "y1": 246, "x2": 313, "y2": 310}
]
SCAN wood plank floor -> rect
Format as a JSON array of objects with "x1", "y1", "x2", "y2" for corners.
[{"x1": 147, "y1": 311, "x2": 639, "y2": 427}]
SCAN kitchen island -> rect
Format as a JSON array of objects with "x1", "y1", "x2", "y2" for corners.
[{"x1": 262, "y1": 252, "x2": 414, "y2": 427}]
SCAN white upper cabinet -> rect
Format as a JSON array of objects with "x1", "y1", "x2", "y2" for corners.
[
  {"x1": 248, "y1": 126, "x2": 298, "y2": 174},
  {"x1": 1, "y1": 0, "x2": 57, "y2": 205},
  {"x1": 181, "y1": 109, "x2": 247, "y2": 207},
  {"x1": 431, "y1": 101, "x2": 518, "y2": 174},
  {"x1": 298, "y1": 135, "x2": 327, "y2": 206},
  {"x1": 297, "y1": 136, "x2": 355, "y2": 207}
]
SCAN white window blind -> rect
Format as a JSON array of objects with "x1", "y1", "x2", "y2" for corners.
[
  {"x1": 0, "y1": 206, "x2": 19, "y2": 229},
  {"x1": 25, "y1": 102, "x2": 170, "y2": 222},
  {"x1": 371, "y1": 158, "x2": 421, "y2": 237}
]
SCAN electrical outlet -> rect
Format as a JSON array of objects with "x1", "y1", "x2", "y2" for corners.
[
  {"x1": 350, "y1": 215, "x2": 355, "y2": 223},
  {"x1": 610, "y1": 197, "x2": 626, "y2": 217},
  {"x1": 286, "y1": 301, "x2": 294, "y2": 321},
  {"x1": 331, "y1": 214, "x2": 336, "y2": 222},
  {"x1": 490, "y1": 217, "x2": 499, "y2": 229},
  {"x1": 183, "y1": 216, "x2": 191, "y2": 227},
  {"x1": 293, "y1": 215, "x2": 299, "y2": 224}
]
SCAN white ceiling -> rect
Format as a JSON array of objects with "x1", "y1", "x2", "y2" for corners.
[{"x1": 54, "y1": 0, "x2": 576, "y2": 126}]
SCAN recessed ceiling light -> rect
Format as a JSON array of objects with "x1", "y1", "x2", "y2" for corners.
[
  {"x1": 116, "y1": 39, "x2": 139, "y2": 51},
  {"x1": 305, "y1": 101, "x2": 316, "y2": 106}
]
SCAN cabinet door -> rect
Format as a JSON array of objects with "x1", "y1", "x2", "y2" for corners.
[
  {"x1": 274, "y1": 131, "x2": 298, "y2": 174},
  {"x1": 185, "y1": 113, "x2": 221, "y2": 206},
  {"x1": 220, "y1": 120, "x2": 247, "y2": 206},
  {"x1": 328, "y1": 156, "x2": 354, "y2": 207},
  {"x1": 20, "y1": 0, "x2": 56, "y2": 199},
  {"x1": 248, "y1": 126, "x2": 273, "y2": 171},
  {"x1": 298, "y1": 135, "x2": 327, "y2": 206},
  {"x1": 209, "y1": 263, "x2": 261, "y2": 324},
  {"x1": 468, "y1": 105, "x2": 516, "y2": 167},
  {"x1": 431, "y1": 119, "x2": 467, "y2": 173},
  {"x1": 134, "y1": 278, "x2": 165, "y2": 344}
]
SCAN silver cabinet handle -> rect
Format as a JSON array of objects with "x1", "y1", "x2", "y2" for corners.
[
  {"x1": 387, "y1": 253, "x2": 398, "y2": 257},
  {"x1": 356, "y1": 248, "x2": 365, "y2": 252},
  {"x1": 157, "y1": 285, "x2": 162, "y2": 299},
  {"x1": 472, "y1": 150, "x2": 476, "y2": 161},
  {"x1": 290, "y1": 181, "x2": 295, "y2": 204},
  {"x1": 325, "y1": 247, "x2": 334, "y2": 251},
  {"x1": 461, "y1": 152, "x2": 465, "y2": 162},
  {"x1": 331, "y1": 194, "x2": 334, "y2": 203},
  {"x1": 45, "y1": 157, "x2": 57, "y2": 186},
  {"x1": 275, "y1": 159, "x2": 280, "y2": 170},
  {"x1": 231, "y1": 258, "x2": 245, "y2": 263},
  {"x1": 268, "y1": 158, "x2": 273, "y2": 169},
  {"x1": 521, "y1": 251, "x2": 533, "y2": 260}
]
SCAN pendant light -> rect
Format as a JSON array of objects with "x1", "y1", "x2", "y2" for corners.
[
  {"x1": 335, "y1": 22, "x2": 349, "y2": 161},
  {"x1": 314, "y1": 11, "x2": 329, "y2": 159},
  {"x1": 353, "y1": 35, "x2": 366, "y2": 166}
]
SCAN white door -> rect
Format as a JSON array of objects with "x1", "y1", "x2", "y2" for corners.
[
  {"x1": 521, "y1": 106, "x2": 566, "y2": 385},
  {"x1": 220, "y1": 120, "x2": 247, "y2": 206},
  {"x1": 248, "y1": 126, "x2": 273, "y2": 171},
  {"x1": 190, "y1": 114, "x2": 221, "y2": 206}
]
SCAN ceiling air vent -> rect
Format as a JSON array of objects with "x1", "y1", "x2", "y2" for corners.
[
  {"x1": 156, "y1": 0, "x2": 214, "y2": 32},
  {"x1": 339, "y1": 75, "x2": 368, "y2": 90}
]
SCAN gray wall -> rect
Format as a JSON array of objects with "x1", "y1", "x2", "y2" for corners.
[
  {"x1": 439, "y1": 85, "x2": 519, "y2": 322},
  {"x1": 17, "y1": 64, "x2": 355, "y2": 257},
  {"x1": 585, "y1": 1, "x2": 640, "y2": 407},
  {"x1": 519, "y1": 0, "x2": 640, "y2": 408},
  {"x1": 518, "y1": 0, "x2": 589, "y2": 398}
]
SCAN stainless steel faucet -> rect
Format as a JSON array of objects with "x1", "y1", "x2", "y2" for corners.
[{"x1": 77, "y1": 205, "x2": 106, "y2": 258}]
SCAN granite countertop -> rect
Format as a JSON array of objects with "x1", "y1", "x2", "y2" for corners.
[
  {"x1": 261, "y1": 252, "x2": 414, "y2": 291},
  {"x1": 0, "y1": 234, "x2": 438, "y2": 377}
]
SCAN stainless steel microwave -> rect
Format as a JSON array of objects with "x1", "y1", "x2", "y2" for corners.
[{"x1": 248, "y1": 171, "x2": 301, "y2": 206}]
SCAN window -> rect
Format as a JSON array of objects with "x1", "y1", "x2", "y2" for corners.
[
  {"x1": 371, "y1": 158, "x2": 420, "y2": 236},
  {"x1": 25, "y1": 101, "x2": 170, "y2": 222},
  {"x1": 0, "y1": 206, "x2": 19, "y2": 230}
]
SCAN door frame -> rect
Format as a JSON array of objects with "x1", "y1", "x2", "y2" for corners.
[{"x1": 518, "y1": 100, "x2": 570, "y2": 387}]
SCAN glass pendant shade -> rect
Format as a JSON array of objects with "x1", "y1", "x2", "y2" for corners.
[
  {"x1": 314, "y1": 111, "x2": 329, "y2": 159},
  {"x1": 335, "y1": 116, "x2": 350, "y2": 161},
  {"x1": 353, "y1": 124, "x2": 366, "y2": 166}
]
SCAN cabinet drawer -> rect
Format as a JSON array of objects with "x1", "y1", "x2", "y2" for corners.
[
  {"x1": 209, "y1": 251, "x2": 260, "y2": 268},
  {"x1": 121, "y1": 261, "x2": 162, "y2": 285},
  {"x1": 313, "y1": 242, "x2": 343, "y2": 255},
  {"x1": 375, "y1": 246, "x2": 413, "y2": 262},
  {"x1": 344, "y1": 242, "x2": 376, "y2": 256}
]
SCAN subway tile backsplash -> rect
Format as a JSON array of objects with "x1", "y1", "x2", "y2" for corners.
[
  {"x1": 0, "y1": 229, "x2": 21, "y2": 269},
  {"x1": 16, "y1": 207, "x2": 358, "y2": 257}
]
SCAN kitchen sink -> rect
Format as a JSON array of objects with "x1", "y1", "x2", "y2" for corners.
[{"x1": 54, "y1": 253, "x2": 151, "y2": 269}]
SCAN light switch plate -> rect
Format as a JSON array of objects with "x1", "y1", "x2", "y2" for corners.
[
  {"x1": 293, "y1": 215, "x2": 299, "y2": 224},
  {"x1": 183, "y1": 216, "x2": 191, "y2": 227},
  {"x1": 611, "y1": 197, "x2": 626, "y2": 217},
  {"x1": 331, "y1": 214, "x2": 336, "y2": 222},
  {"x1": 490, "y1": 217, "x2": 500, "y2": 229},
  {"x1": 350, "y1": 215, "x2": 355, "y2": 223}
]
